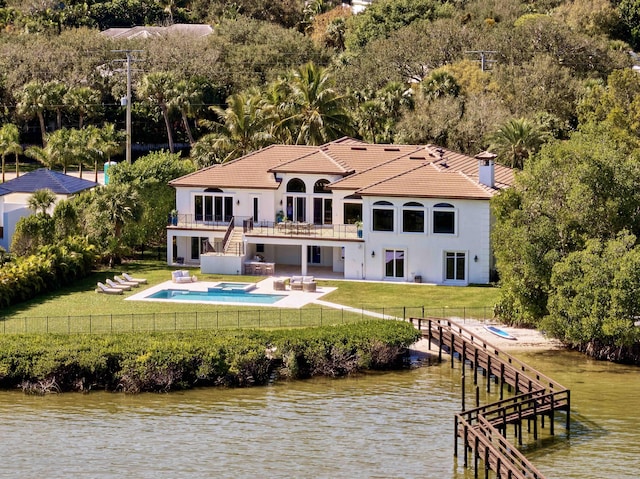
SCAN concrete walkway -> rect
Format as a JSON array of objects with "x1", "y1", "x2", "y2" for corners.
[{"x1": 311, "y1": 299, "x2": 402, "y2": 320}]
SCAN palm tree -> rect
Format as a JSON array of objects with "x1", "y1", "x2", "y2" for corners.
[
  {"x1": 487, "y1": 118, "x2": 548, "y2": 169},
  {"x1": 24, "y1": 145, "x2": 55, "y2": 169},
  {"x1": 281, "y1": 62, "x2": 355, "y2": 145},
  {"x1": 171, "y1": 79, "x2": 202, "y2": 145},
  {"x1": 422, "y1": 71, "x2": 461, "y2": 100},
  {"x1": 203, "y1": 91, "x2": 274, "y2": 162},
  {"x1": 46, "y1": 128, "x2": 75, "y2": 174},
  {"x1": 64, "y1": 86, "x2": 101, "y2": 128},
  {"x1": 93, "y1": 124, "x2": 123, "y2": 183},
  {"x1": 0, "y1": 123, "x2": 22, "y2": 182},
  {"x1": 138, "y1": 72, "x2": 177, "y2": 153},
  {"x1": 28, "y1": 188, "x2": 56, "y2": 215},
  {"x1": 17, "y1": 81, "x2": 49, "y2": 146}
]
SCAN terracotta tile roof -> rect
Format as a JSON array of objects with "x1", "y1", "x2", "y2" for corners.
[
  {"x1": 269, "y1": 149, "x2": 351, "y2": 175},
  {"x1": 356, "y1": 162, "x2": 496, "y2": 200},
  {"x1": 169, "y1": 139, "x2": 514, "y2": 198},
  {"x1": 169, "y1": 145, "x2": 317, "y2": 189}
]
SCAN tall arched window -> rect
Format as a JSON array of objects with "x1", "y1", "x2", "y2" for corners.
[
  {"x1": 314, "y1": 179, "x2": 330, "y2": 193},
  {"x1": 286, "y1": 178, "x2": 306, "y2": 192},
  {"x1": 313, "y1": 179, "x2": 332, "y2": 224},
  {"x1": 285, "y1": 178, "x2": 306, "y2": 221}
]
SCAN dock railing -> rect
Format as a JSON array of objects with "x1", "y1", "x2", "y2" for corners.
[{"x1": 411, "y1": 317, "x2": 570, "y2": 479}]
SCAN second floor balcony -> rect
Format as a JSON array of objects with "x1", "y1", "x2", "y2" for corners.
[{"x1": 168, "y1": 214, "x2": 363, "y2": 241}]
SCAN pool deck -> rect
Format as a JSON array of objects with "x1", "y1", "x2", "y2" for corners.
[{"x1": 126, "y1": 278, "x2": 337, "y2": 309}]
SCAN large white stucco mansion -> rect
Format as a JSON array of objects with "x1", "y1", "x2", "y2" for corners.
[{"x1": 167, "y1": 138, "x2": 514, "y2": 285}]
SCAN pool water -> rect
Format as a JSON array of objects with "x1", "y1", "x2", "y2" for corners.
[
  {"x1": 209, "y1": 282, "x2": 256, "y2": 292},
  {"x1": 146, "y1": 288, "x2": 285, "y2": 305}
]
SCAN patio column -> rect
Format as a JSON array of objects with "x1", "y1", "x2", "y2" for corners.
[
  {"x1": 166, "y1": 231, "x2": 174, "y2": 265},
  {"x1": 300, "y1": 244, "x2": 308, "y2": 276}
]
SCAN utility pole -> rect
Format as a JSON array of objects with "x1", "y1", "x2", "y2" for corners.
[
  {"x1": 465, "y1": 50, "x2": 498, "y2": 72},
  {"x1": 112, "y1": 50, "x2": 143, "y2": 163}
]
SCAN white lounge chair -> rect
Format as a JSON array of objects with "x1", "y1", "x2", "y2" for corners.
[
  {"x1": 106, "y1": 278, "x2": 131, "y2": 291},
  {"x1": 123, "y1": 272, "x2": 147, "y2": 284},
  {"x1": 114, "y1": 275, "x2": 139, "y2": 287},
  {"x1": 96, "y1": 282, "x2": 123, "y2": 295},
  {"x1": 172, "y1": 270, "x2": 197, "y2": 283}
]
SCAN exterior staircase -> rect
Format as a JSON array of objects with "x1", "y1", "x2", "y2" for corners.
[{"x1": 223, "y1": 227, "x2": 245, "y2": 256}]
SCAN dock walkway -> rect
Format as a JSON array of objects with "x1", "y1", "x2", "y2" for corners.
[{"x1": 411, "y1": 318, "x2": 570, "y2": 479}]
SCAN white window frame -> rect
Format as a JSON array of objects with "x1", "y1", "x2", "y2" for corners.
[
  {"x1": 444, "y1": 251, "x2": 466, "y2": 283},
  {"x1": 402, "y1": 202, "x2": 425, "y2": 234},
  {"x1": 432, "y1": 203, "x2": 457, "y2": 236}
]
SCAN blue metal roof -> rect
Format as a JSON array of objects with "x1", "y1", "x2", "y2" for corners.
[{"x1": 0, "y1": 169, "x2": 98, "y2": 196}]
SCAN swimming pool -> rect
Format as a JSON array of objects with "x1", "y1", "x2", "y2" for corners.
[
  {"x1": 145, "y1": 288, "x2": 285, "y2": 305},
  {"x1": 208, "y1": 282, "x2": 256, "y2": 292}
]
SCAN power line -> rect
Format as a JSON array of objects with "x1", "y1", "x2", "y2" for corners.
[{"x1": 112, "y1": 49, "x2": 143, "y2": 164}]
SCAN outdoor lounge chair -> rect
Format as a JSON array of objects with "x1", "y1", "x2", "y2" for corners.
[
  {"x1": 290, "y1": 276, "x2": 304, "y2": 290},
  {"x1": 172, "y1": 270, "x2": 197, "y2": 283},
  {"x1": 95, "y1": 282, "x2": 123, "y2": 295},
  {"x1": 106, "y1": 278, "x2": 131, "y2": 291},
  {"x1": 123, "y1": 272, "x2": 147, "y2": 284},
  {"x1": 302, "y1": 280, "x2": 317, "y2": 292},
  {"x1": 114, "y1": 275, "x2": 139, "y2": 287}
]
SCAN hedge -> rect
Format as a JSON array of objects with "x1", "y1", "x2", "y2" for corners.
[{"x1": 0, "y1": 320, "x2": 422, "y2": 394}]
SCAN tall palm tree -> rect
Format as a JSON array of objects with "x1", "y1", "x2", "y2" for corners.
[
  {"x1": 46, "y1": 128, "x2": 75, "y2": 174},
  {"x1": 64, "y1": 86, "x2": 101, "y2": 129},
  {"x1": 203, "y1": 91, "x2": 274, "y2": 162},
  {"x1": 28, "y1": 188, "x2": 56, "y2": 215},
  {"x1": 281, "y1": 62, "x2": 355, "y2": 145},
  {"x1": 93, "y1": 123, "x2": 123, "y2": 183},
  {"x1": 138, "y1": 72, "x2": 177, "y2": 153},
  {"x1": 487, "y1": 118, "x2": 548, "y2": 169},
  {"x1": 0, "y1": 123, "x2": 22, "y2": 182},
  {"x1": 17, "y1": 81, "x2": 49, "y2": 146},
  {"x1": 171, "y1": 79, "x2": 202, "y2": 145}
]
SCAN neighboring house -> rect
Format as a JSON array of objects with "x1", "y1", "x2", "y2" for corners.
[
  {"x1": 0, "y1": 169, "x2": 98, "y2": 251},
  {"x1": 100, "y1": 24, "x2": 213, "y2": 39},
  {"x1": 167, "y1": 138, "x2": 514, "y2": 285}
]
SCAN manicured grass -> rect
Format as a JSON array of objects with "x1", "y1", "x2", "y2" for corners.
[
  {"x1": 0, "y1": 260, "x2": 499, "y2": 333},
  {"x1": 321, "y1": 280, "x2": 500, "y2": 310}
]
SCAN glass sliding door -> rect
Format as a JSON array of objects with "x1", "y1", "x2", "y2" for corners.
[{"x1": 384, "y1": 249, "x2": 405, "y2": 279}]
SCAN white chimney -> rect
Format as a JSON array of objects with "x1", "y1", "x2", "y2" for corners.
[{"x1": 475, "y1": 151, "x2": 496, "y2": 188}]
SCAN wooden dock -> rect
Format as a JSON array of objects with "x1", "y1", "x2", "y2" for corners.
[{"x1": 411, "y1": 318, "x2": 570, "y2": 479}]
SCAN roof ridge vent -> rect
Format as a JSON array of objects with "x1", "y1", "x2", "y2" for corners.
[
  {"x1": 384, "y1": 147, "x2": 400, "y2": 151},
  {"x1": 350, "y1": 146, "x2": 367, "y2": 151},
  {"x1": 409, "y1": 156, "x2": 425, "y2": 160}
]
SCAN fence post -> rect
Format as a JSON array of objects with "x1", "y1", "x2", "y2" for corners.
[
  {"x1": 111, "y1": 314, "x2": 113, "y2": 333},
  {"x1": 320, "y1": 307, "x2": 322, "y2": 326},
  {"x1": 216, "y1": 310, "x2": 219, "y2": 330},
  {"x1": 196, "y1": 311, "x2": 198, "y2": 330},
  {"x1": 89, "y1": 315, "x2": 92, "y2": 334}
]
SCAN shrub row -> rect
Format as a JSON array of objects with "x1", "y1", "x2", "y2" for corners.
[
  {"x1": 0, "y1": 320, "x2": 422, "y2": 393},
  {"x1": 0, "y1": 236, "x2": 96, "y2": 308}
]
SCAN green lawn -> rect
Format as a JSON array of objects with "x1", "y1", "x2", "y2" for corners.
[{"x1": 0, "y1": 260, "x2": 500, "y2": 334}]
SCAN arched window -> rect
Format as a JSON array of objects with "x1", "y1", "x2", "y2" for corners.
[
  {"x1": 286, "y1": 178, "x2": 306, "y2": 193},
  {"x1": 314, "y1": 179, "x2": 330, "y2": 193},
  {"x1": 373, "y1": 201, "x2": 394, "y2": 231},
  {"x1": 433, "y1": 203, "x2": 455, "y2": 234},
  {"x1": 403, "y1": 202, "x2": 424, "y2": 233}
]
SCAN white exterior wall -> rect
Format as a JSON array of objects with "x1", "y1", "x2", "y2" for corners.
[
  {"x1": 170, "y1": 177, "x2": 495, "y2": 285},
  {"x1": 361, "y1": 197, "x2": 491, "y2": 285}
]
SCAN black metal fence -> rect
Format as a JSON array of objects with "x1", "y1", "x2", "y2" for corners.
[{"x1": 0, "y1": 306, "x2": 493, "y2": 335}]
